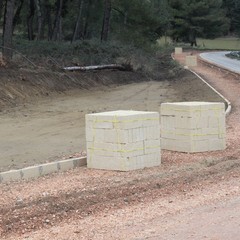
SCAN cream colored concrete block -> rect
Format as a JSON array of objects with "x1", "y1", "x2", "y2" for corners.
[
  {"x1": 131, "y1": 128, "x2": 145, "y2": 142},
  {"x1": 186, "y1": 55, "x2": 197, "y2": 67},
  {"x1": 161, "y1": 138, "x2": 177, "y2": 151},
  {"x1": 175, "y1": 116, "x2": 194, "y2": 129},
  {"x1": 93, "y1": 121, "x2": 114, "y2": 129},
  {"x1": 160, "y1": 104, "x2": 177, "y2": 116},
  {"x1": 39, "y1": 162, "x2": 58, "y2": 176},
  {"x1": 175, "y1": 140, "x2": 192, "y2": 152},
  {"x1": 58, "y1": 159, "x2": 74, "y2": 171},
  {"x1": 0, "y1": 170, "x2": 21, "y2": 183},
  {"x1": 175, "y1": 47, "x2": 183, "y2": 54},
  {"x1": 104, "y1": 129, "x2": 129, "y2": 143},
  {"x1": 87, "y1": 141, "x2": 145, "y2": 158},
  {"x1": 144, "y1": 139, "x2": 161, "y2": 154},
  {"x1": 161, "y1": 116, "x2": 175, "y2": 128},
  {"x1": 21, "y1": 166, "x2": 40, "y2": 180},
  {"x1": 86, "y1": 128, "x2": 105, "y2": 142},
  {"x1": 209, "y1": 138, "x2": 226, "y2": 151},
  {"x1": 119, "y1": 142, "x2": 145, "y2": 158},
  {"x1": 145, "y1": 153, "x2": 161, "y2": 167},
  {"x1": 160, "y1": 102, "x2": 226, "y2": 153},
  {"x1": 142, "y1": 118, "x2": 159, "y2": 127},
  {"x1": 145, "y1": 126, "x2": 160, "y2": 140},
  {"x1": 194, "y1": 115, "x2": 209, "y2": 129},
  {"x1": 161, "y1": 128, "x2": 176, "y2": 139},
  {"x1": 86, "y1": 110, "x2": 161, "y2": 171},
  {"x1": 117, "y1": 120, "x2": 143, "y2": 129},
  {"x1": 86, "y1": 120, "x2": 113, "y2": 129},
  {"x1": 192, "y1": 140, "x2": 209, "y2": 152},
  {"x1": 88, "y1": 155, "x2": 129, "y2": 171},
  {"x1": 208, "y1": 116, "x2": 224, "y2": 128}
]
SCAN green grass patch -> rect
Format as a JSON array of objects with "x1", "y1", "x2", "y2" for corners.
[
  {"x1": 158, "y1": 37, "x2": 240, "y2": 50},
  {"x1": 197, "y1": 38, "x2": 240, "y2": 50}
]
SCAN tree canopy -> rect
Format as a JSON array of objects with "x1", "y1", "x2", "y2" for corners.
[
  {"x1": 168, "y1": 0, "x2": 229, "y2": 46},
  {"x1": 0, "y1": 0, "x2": 239, "y2": 60}
]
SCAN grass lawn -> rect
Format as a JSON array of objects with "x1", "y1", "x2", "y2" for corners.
[
  {"x1": 197, "y1": 37, "x2": 240, "y2": 50},
  {"x1": 158, "y1": 37, "x2": 240, "y2": 50}
]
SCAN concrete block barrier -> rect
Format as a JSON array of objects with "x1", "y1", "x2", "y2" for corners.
[
  {"x1": 86, "y1": 110, "x2": 161, "y2": 171},
  {"x1": 0, "y1": 157, "x2": 87, "y2": 184},
  {"x1": 160, "y1": 102, "x2": 226, "y2": 153}
]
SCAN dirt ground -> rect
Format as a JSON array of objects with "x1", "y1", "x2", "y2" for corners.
[
  {"x1": 0, "y1": 71, "x2": 222, "y2": 172},
  {"x1": 1, "y1": 52, "x2": 240, "y2": 239}
]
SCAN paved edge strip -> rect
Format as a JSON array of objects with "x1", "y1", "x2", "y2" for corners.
[
  {"x1": 171, "y1": 53, "x2": 232, "y2": 116},
  {"x1": 0, "y1": 157, "x2": 87, "y2": 184}
]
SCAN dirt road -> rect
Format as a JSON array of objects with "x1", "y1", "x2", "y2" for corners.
[{"x1": 0, "y1": 74, "x2": 222, "y2": 172}]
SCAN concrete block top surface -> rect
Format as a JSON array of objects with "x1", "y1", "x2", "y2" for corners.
[
  {"x1": 86, "y1": 110, "x2": 159, "y2": 123},
  {"x1": 87, "y1": 110, "x2": 158, "y2": 117},
  {"x1": 161, "y1": 102, "x2": 224, "y2": 111},
  {"x1": 161, "y1": 102, "x2": 224, "y2": 107}
]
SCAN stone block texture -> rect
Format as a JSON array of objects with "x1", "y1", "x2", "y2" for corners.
[
  {"x1": 160, "y1": 102, "x2": 226, "y2": 153},
  {"x1": 86, "y1": 110, "x2": 161, "y2": 171},
  {"x1": 185, "y1": 55, "x2": 197, "y2": 66},
  {"x1": 175, "y1": 47, "x2": 183, "y2": 54}
]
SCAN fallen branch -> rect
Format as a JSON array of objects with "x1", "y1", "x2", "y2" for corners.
[{"x1": 63, "y1": 64, "x2": 130, "y2": 71}]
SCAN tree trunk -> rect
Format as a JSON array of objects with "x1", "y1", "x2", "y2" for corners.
[
  {"x1": 2, "y1": 0, "x2": 15, "y2": 61},
  {"x1": 124, "y1": 11, "x2": 127, "y2": 25},
  {"x1": 189, "y1": 31, "x2": 197, "y2": 47},
  {"x1": 13, "y1": 0, "x2": 24, "y2": 31},
  {"x1": 35, "y1": 0, "x2": 44, "y2": 40},
  {"x1": 83, "y1": 0, "x2": 91, "y2": 39},
  {"x1": 27, "y1": 0, "x2": 35, "y2": 40},
  {"x1": 45, "y1": 0, "x2": 53, "y2": 40},
  {"x1": 63, "y1": 64, "x2": 129, "y2": 71},
  {"x1": 72, "y1": 0, "x2": 84, "y2": 42},
  {"x1": 0, "y1": 0, "x2": 5, "y2": 21},
  {"x1": 52, "y1": 0, "x2": 63, "y2": 41},
  {"x1": 101, "y1": 0, "x2": 111, "y2": 41}
]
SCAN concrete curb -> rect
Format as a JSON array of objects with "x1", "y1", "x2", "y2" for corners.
[
  {"x1": 0, "y1": 157, "x2": 87, "y2": 184},
  {"x1": 171, "y1": 53, "x2": 232, "y2": 116}
]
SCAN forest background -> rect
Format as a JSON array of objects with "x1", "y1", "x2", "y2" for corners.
[{"x1": 0, "y1": 0, "x2": 240, "y2": 62}]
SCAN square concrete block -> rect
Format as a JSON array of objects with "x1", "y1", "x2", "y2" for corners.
[
  {"x1": 0, "y1": 170, "x2": 21, "y2": 183},
  {"x1": 39, "y1": 162, "x2": 58, "y2": 176},
  {"x1": 86, "y1": 110, "x2": 161, "y2": 171},
  {"x1": 175, "y1": 47, "x2": 183, "y2": 54},
  {"x1": 160, "y1": 102, "x2": 226, "y2": 153},
  {"x1": 185, "y1": 55, "x2": 197, "y2": 67},
  {"x1": 21, "y1": 166, "x2": 40, "y2": 180}
]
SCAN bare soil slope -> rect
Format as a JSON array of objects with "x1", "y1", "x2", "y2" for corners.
[{"x1": 0, "y1": 69, "x2": 222, "y2": 171}]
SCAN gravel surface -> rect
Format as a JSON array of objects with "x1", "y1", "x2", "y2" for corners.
[{"x1": 1, "y1": 52, "x2": 240, "y2": 239}]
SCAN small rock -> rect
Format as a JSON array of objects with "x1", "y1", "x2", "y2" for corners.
[
  {"x1": 45, "y1": 219, "x2": 50, "y2": 224},
  {"x1": 16, "y1": 198, "x2": 23, "y2": 205}
]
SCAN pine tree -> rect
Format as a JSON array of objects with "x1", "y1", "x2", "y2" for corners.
[{"x1": 169, "y1": 0, "x2": 230, "y2": 46}]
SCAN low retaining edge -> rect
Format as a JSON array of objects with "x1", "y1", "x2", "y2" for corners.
[
  {"x1": 171, "y1": 52, "x2": 232, "y2": 116},
  {"x1": 0, "y1": 157, "x2": 87, "y2": 184}
]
